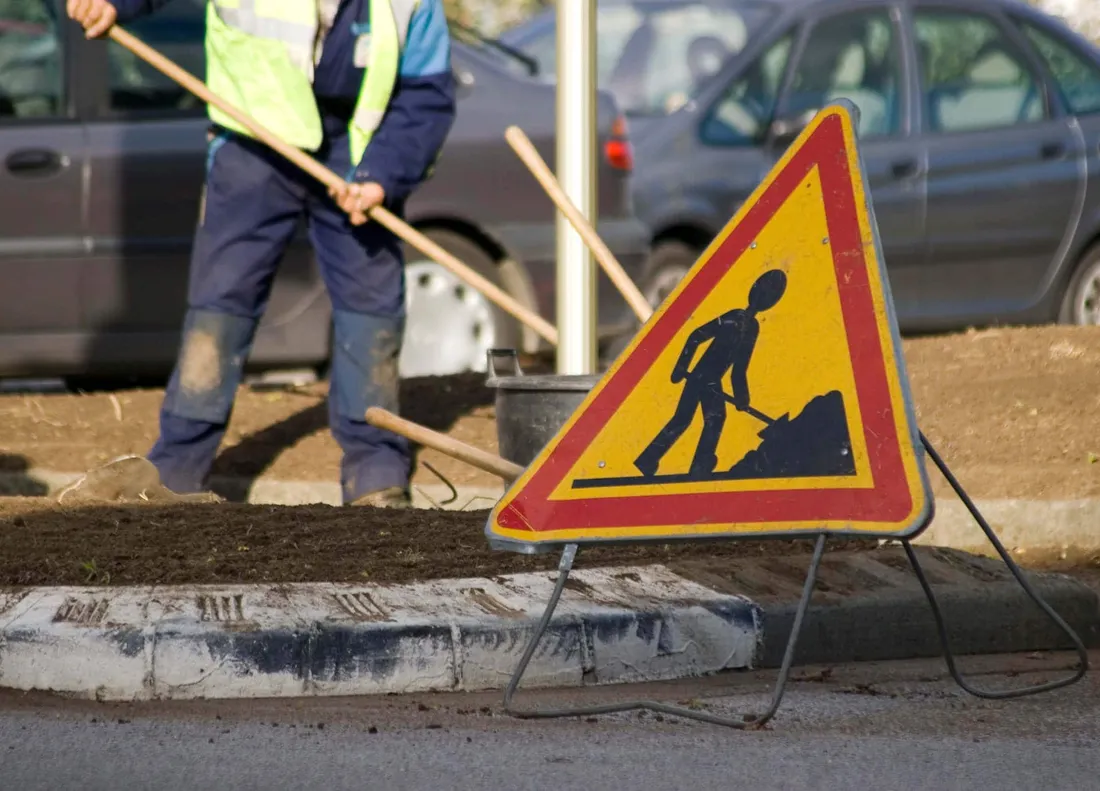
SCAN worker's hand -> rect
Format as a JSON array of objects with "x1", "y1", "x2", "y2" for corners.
[
  {"x1": 732, "y1": 393, "x2": 749, "y2": 411},
  {"x1": 329, "y1": 181, "x2": 385, "y2": 226},
  {"x1": 66, "y1": 0, "x2": 118, "y2": 38}
]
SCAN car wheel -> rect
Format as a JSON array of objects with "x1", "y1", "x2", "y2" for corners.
[
  {"x1": 1059, "y1": 242, "x2": 1100, "y2": 325},
  {"x1": 641, "y1": 239, "x2": 698, "y2": 310},
  {"x1": 398, "y1": 229, "x2": 525, "y2": 378}
]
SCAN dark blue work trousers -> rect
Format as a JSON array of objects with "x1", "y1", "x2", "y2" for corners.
[{"x1": 147, "y1": 119, "x2": 410, "y2": 503}]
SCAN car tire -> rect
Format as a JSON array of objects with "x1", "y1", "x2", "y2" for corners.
[
  {"x1": 1058, "y1": 242, "x2": 1100, "y2": 325},
  {"x1": 640, "y1": 239, "x2": 699, "y2": 310},
  {"x1": 398, "y1": 228, "x2": 526, "y2": 378}
]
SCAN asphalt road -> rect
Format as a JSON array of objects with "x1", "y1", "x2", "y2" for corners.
[{"x1": 0, "y1": 652, "x2": 1096, "y2": 791}]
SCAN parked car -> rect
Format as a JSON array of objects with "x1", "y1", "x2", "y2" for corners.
[
  {"x1": 0, "y1": 0, "x2": 649, "y2": 385},
  {"x1": 503, "y1": 0, "x2": 1100, "y2": 332}
]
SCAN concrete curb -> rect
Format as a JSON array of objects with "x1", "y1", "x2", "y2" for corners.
[
  {"x1": 0, "y1": 550, "x2": 1095, "y2": 702},
  {"x1": 748, "y1": 548, "x2": 1100, "y2": 668},
  {"x1": 1, "y1": 469, "x2": 1098, "y2": 555},
  {"x1": 913, "y1": 498, "x2": 1100, "y2": 559},
  {"x1": 0, "y1": 566, "x2": 759, "y2": 701}
]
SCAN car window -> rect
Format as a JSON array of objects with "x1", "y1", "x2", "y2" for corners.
[
  {"x1": 0, "y1": 0, "x2": 63, "y2": 119},
  {"x1": 914, "y1": 10, "x2": 1046, "y2": 134},
  {"x1": 1018, "y1": 20, "x2": 1100, "y2": 116},
  {"x1": 700, "y1": 31, "x2": 793, "y2": 147},
  {"x1": 516, "y1": 1, "x2": 778, "y2": 116},
  {"x1": 107, "y1": 0, "x2": 205, "y2": 113},
  {"x1": 521, "y1": 7, "x2": 640, "y2": 86},
  {"x1": 780, "y1": 9, "x2": 901, "y2": 138}
]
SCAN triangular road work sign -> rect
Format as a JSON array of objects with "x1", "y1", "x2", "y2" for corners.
[{"x1": 487, "y1": 103, "x2": 933, "y2": 551}]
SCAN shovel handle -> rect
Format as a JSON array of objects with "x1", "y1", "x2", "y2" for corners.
[
  {"x1": 720, "y1": 392, "x2": 773, "y2": 424},
  {"x1": 505, "y1": 125, "x2": 654, "y2": 324},
  {"x1": 365, "y1": 407, "x2": 525, "y2": 483},
  {"x1": 743, "y1": 405, "x2": 775, "y2": 425},
  {"x1": 106, "y1": 26, "x2": 559, "y2": 348},
  {"x1": 108, "y1": 28, "x2": 342, "y2": 192}
]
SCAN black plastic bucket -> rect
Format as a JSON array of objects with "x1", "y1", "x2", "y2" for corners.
[{"x1": 485, "y1": 349, "x2": 599, "y2": 467}]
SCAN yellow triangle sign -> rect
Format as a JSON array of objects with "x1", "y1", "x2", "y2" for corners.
[{"x1": 488, "y1": 103, "x2": 933, "y2": 550}]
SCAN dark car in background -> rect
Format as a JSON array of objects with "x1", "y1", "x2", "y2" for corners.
[
  {"x1": 503, "y1": 0, "x2": 1100, "y2": 332},
  {"x1": 0, "y1": 0, "x2": 649, "y2": 385}
]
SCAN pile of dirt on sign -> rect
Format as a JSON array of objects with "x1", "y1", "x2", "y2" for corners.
[
  {"x1": 0, "y1": 497, "x2": 868, "y2": 587},
  {"x1": 726, "y1": 390, "x2": 855, "y2": 479}
]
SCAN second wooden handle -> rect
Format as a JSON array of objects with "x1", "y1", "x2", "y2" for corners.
[
  {"x1": 365, "y1": 407, "x2": 524, "y2": 482},
  {"x1": 505, "y1": 125, "x2": 654, "y2": 323}
]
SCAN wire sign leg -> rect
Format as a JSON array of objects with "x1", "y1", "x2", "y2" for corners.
[
  {"x1": 502, "y1": 534, "x2": 829, "y2": 728},
  {"x1": 907, "y1": 434, "x2": 1089, "y2": 698}
]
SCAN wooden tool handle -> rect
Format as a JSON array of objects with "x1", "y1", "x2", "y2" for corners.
[
  {"x1": 107, "y1": 26, "x2": 559, "y2": 347},
  {"x1": 365, "y1": 407, "x2": 525, "y2": 482},
  {"x1": 505, "y1": 125, "x2": 654, "y2": 323}
]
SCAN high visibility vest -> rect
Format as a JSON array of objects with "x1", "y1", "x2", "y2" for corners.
[{"x1": 204, "y1": 0, "x2": 420, "y2": 163}]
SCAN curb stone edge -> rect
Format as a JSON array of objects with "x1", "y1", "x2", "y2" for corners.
[{"x1": 0, "y1": 565, "x2": 760, "y2": 701}]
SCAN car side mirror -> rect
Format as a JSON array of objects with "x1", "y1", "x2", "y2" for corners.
[{"x1": 768, "y1": 108, "x2": 818, "y2": 147}]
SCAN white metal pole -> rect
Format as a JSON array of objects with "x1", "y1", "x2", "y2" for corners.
[{"x1": 555, "y1": 0, "x2": 598, "y2": 374}]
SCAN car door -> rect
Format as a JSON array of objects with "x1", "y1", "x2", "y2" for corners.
[
  {"x1": 80, "y1": 0, "x2": 206, "y2": 362},
  {"x1": 1012, "y1": 12, "x2": 1100, "y2": 324},
  {"x1": 909, "y1": 2, "x2": 1083, "y2": 325},
  {"x1": 769, "y1": 3, "x2": 926, "y2": 318},
  {"x1": 0, "y1": 0, "x2": 86, "y2": 376},
  {"x1": 80, "y1": 0, "x2": 329, "y2": 376}
]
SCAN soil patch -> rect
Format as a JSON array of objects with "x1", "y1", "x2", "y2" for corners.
[
  {"x1": 0, "y1": 498, "x2": 867, "y2": 587},
  {"x1": 0, "y1": 372, "x2": 502, "y2": 494},
  {"x1": 908, "y1": 325, "x2": 1100, "y2": 499},
  {"x1": 3, "y1": 326, "x2": 1100, "y2": 500}
]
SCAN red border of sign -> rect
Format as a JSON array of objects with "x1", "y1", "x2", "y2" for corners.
[{"x1": 496, "y1": 114, "x2": 914, "y2": 535}]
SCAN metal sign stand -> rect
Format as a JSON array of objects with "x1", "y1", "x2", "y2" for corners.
[
  {"x1": 500, "y1": 435, "x2": 1089, "y2": 728},
  {"x1": 912, "y1": 435, "x2": 1088, "y2": 700}
]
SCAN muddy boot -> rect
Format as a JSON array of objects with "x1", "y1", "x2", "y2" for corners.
[
  {"x1": 56, "y1": 456, "x2": 223, "y2": 505},
  {"x1": 330, "y1": 311, "x2": 413, "y2": 508},
  {"x1": 349, "y1": 486, "x2": 412, "y2": 509}
]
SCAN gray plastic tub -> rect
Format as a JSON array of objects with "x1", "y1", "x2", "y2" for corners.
[{"x1": 485, "y1": 349, "x2": 598, "y2": 467}]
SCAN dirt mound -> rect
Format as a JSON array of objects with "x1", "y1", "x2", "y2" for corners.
[
  {"x1": 56, "y1": 456, "x2": 223, "y2": 505},
  {"x1": 0, "y1": 498, "x2": 862, "y2": 587}
]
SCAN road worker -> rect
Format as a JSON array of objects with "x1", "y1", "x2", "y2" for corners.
[{"x1": 66, "y1": 0, "x2": 457, "y2": 508}]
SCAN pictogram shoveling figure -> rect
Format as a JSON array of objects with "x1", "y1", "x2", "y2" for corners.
[
  {"x1": 634, "y1": 269, "x2": 789, "y2": 479},
  {"x1": 569, "y1": 267, "x2": 858, "y2": 491}
]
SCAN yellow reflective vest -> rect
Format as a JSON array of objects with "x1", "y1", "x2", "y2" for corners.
[{"x1": 204, "y1": 0, "x2": 421, "y2": 163}]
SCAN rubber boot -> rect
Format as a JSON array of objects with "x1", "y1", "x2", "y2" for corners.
[
  {"x1": 328, "y1": 309, "x2": 412, "y2": 506},
  {"x1": 149, "y1": 308, "x2": 259, "y2": 494}
]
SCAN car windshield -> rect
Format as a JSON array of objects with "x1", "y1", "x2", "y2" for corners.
[
  {"x1": 448, "y1": 17, "x2": 540, "y2": 77},
  {"x1": 508, "y1": 0, "x2": 779, "y2": 116}
]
